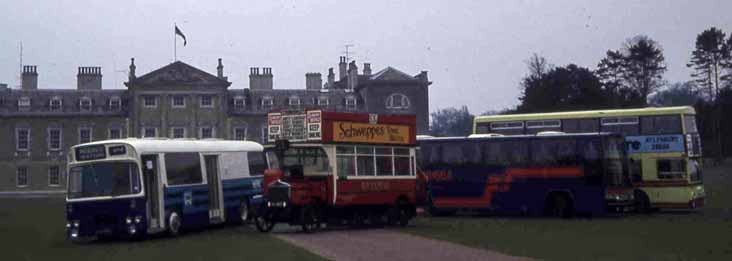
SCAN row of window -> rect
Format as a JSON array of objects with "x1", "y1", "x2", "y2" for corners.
[
  {"x1": 164, "y1": 152, "x2": 265, "y2": 186},
  {"x1": 479, "y1": 115, "x2": 687, "y2": 136},
  {"x1": 142, "y1": 95, "x2": 215, "y2": 108},
  {"x1": 336, "y1": 146, "x2": 415, "y2": 176},
  {"x1": 15, "y1": 96, "x2": 122, "y2": 111},
  {"x1": 254, "y1": 96, "x2": 358, "y2": 110},
  {"x1": 15, "y1": 128, "x2": 122, "y2": 151},
  {"x1": 13, "y1": 126, "x2": 266, "y2": 151},
  {"x1": 14, "y1": 166, "x2": 62, "y2": 187}
]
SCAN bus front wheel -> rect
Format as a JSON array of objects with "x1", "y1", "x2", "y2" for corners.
[
  {"x1": 168, "y1": 212, "x2": 182, "y2": 236},
  {"x1": 634, "y1": 190, "x2": 652, "y2": 214},
  {"x1": 547, "y1": 194, "x2": 574, "y2": 218}
]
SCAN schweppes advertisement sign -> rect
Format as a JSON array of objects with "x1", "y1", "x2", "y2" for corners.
[{"x1": 333, "y1": 121, "x2": 411, "y2": 144}]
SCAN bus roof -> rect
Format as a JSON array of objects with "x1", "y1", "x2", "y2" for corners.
[
  {"x1": 417, "y1": 132, "x2": 621, "y2": 143},
  {"x1": 474, "y1": 106, "x2": 695, "y2": 124},
  {"x1": 73, "y1": 138, "x2": 264, "y2": 154}
]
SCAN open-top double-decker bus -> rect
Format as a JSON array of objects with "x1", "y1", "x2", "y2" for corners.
[
  {"x1": 65, "y1": 139, "x2": 265, "y2": 240},
  {"x1": 254, "y1": 110, "x2": 421, "y2": 232},
  {"x1": 473, "y1": 106, "x2": 705, "y2": 211}
]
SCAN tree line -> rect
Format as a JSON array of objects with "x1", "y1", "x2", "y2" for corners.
[{"x1": 430, "y1": 27, "x2": 732, "y2": 159}]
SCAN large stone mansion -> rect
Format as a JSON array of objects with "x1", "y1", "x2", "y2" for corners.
[{"x1": 0, "y1": 57, "x2": 431, "y2": 193}]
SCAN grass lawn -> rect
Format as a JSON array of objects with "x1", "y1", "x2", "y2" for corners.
[
  {"x1": 404, "y1": 161, "x2": 732, "y2": 260},
  {"x1": 0, "y1": 197, "x2": 323, "y2": 261}
]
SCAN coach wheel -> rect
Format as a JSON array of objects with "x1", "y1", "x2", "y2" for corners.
[
  {"x1": 548, "y1": 194, "x2": 574, "y2": 218},
  {"x1": 168, "y1": 212, "x2": 182, "y2": 236},
  {"x1": 634, "y1": 190, "x2": 652, "y2": 214},
  {"x1": 387, "y1": 206, "x2": 409, "y2": 227},
  {"x1": 239, "y1": 199, "x2": 250, "y2": 224},
  {"x1": 301, "y1": 205, "x2": 321, "y2": 233}
]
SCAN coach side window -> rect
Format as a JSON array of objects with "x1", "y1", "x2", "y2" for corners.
[
  {"x1": 442, "y1": 144, "x2": 465, "y2": 165},
  {"x1": 482, "y1": 140, "x2": 528, "y2": 166},
  {"x1": 579, "y1": 139, "x2": 603, "y2": 185},
  {"x1": 165, "y1": 153, "x2": 204, "y2": 185},
  {"x1": 531, "y1": 139, "x2": 578, "y2": 166}
]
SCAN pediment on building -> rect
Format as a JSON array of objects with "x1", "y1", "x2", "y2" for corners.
[
  {"x1": 370, "y1": 67, "x2": 417, "y2": 81},
  {"x1": 126, "y1": 61, "x2": 230, "y2": 87}
]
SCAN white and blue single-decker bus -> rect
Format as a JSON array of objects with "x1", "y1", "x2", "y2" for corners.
[{"x1": 65, "y1": 139, "x2": 265, "y2": 240}]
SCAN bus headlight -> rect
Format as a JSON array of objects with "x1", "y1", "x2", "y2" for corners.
[
  {"x1": 73, "y1": 220, "x2": 80, "y2": 228},
  {"x1": 125, "y1": 217, "x2": 133, "y2": 224},
  {"x1": 135, "y1": 216, "x2": 142, "y2": 224},
  {"x1": 70, "y1": 229, "x2": 79, "y2": 238},
  {"x1": 128, "y1": 225, "x2": 137, "y2": 235},
  {"x1": 66, "y1": 222, "x2": 71, "y2": 229}
]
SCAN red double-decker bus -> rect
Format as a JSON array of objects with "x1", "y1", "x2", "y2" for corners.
[{"x1": 254, "y1": 110, "x2": 422, "y2": 232}]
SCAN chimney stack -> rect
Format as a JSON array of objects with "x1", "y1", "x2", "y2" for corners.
[
  {"x1": 21, "y1": 65, "x2": 38, "y2": 90},
  {"x1": 77, "y1": 66, "x2": 103, "y2": 90},
  {"x1": 128, "y1": 58, "x2": 136, "y2": 81},
  {"x1": 363, "y1": 63, "x2": 372, "y2": 76},
  {"x1": 217, "y1": 58, "x2": 225, "y2": 79},
  {"x1": 338, "y1": 56, "x2": 347, "y2": 80},
  {"x1": 249, "y1": 67, "x2": 273, "y2": 89},
  {"x1": 305, "y1": 73, "x2": 322, "y2": 90},
  {"x1": 326, "y1": 68, "x2": 335, "y2": 88},
  {"x1": 347, "y1": 61, "x2": 358, "y2": 89}
]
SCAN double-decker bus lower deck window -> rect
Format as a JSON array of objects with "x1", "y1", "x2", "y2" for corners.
[
  {"x1": 165, "y1": 153, "x2": 204, "y2": 185},
  {"x1": 375, "y1": 147, "x2": 393, "y2": 176},
  {"x1": 357, "y1": 147, "x2": 375, "y2": 176},
  {"x1": 689, "y1": 159, "x2": 702, "y2": 182},
  {"x1": 641, "y1": 115, "x2": 681, "y2": 134},
  {"x1": 657, "y1": 159, "x2": 686, "y2": 179},
  {"x1": 283, "y1": 147, "x2": 330, "y2": 176}
]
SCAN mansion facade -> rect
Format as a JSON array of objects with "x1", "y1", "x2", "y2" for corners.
[{"x1": 0, "y1": 57, "x2": 430, "y2": 193}]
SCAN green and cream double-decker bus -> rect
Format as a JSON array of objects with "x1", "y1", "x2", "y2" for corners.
[{"x1": 473, "y1": 106, "x2": 705, "y2": 211}]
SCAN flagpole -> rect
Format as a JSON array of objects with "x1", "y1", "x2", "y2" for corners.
[{"x1": 173, "y1": 23, "x2": 177, "y2": 62}]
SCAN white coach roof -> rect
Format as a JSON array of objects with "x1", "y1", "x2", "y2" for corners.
[{"x1": 75, "y1": 138, "x2": 264, "y2": 154}]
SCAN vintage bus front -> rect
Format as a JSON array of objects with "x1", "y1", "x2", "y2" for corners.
[{"x1": 65, "y1": 143, "x2": 145, "y2": 240}]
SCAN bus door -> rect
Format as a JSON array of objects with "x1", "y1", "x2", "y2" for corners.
[
  {"x1": 204, "y1": 155, "x2": 225, "y2": 223},
  {"x1": 142, "y1": 154, "x2": 164, "y2": 232}
]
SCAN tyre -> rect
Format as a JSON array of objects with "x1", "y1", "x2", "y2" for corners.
[
  {"x1": 634, "y1": 190, "x2": 652, "y2": 214},
  {"x1": 254, "y1": 207, "x2": 276, "y2": 232},
  {"x1": 547, "y1": 194, "x2": 574, "y2": 218},
  {"x1": 300, "y1": 205, "x2": 321, "y2": 233},
  {"x1": 168, "y1": 212, "x2": 182, "y2": 236},
  {"x1": 238, "y1": 199, "x2": 250, "y2": 224},
  {"x1": 387, "y1": 206, "x2": 409, "y2": 227}
]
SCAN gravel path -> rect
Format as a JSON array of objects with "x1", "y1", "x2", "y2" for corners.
[{"x1": 275, "y1": 228, "x2": 532, "y2": 261}]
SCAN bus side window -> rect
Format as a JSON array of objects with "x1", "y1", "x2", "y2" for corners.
[
  {"x1": 442, "y1": 143, "x2": 464, "y2": 165},
  {"x1": 579, "y1": 139, "x2": 602, "y2": 185},
  {"x1": 247, "y1": 151, "x2": 267, "y2": 176},
  {"x1": 531, "y1": 139, "x2": 577, "y2": 166}
]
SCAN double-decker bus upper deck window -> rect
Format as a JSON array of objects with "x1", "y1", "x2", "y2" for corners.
[
  {"x1": 475, "y1": 123, "x2": 491, "y2": 134},
  {"x1": 562, "y1": 119, "x2": 599, "y2": 133},
  {"x1": 526, "y1": 120, "x2": 561, "y2": 134},
  {"x1": 531, "y1": 139, "x2": 577, "y2": 166},
  {"x1": 683, "y1": 115, "x2": 698, "y2": 133},
  {"x1": 489, "y1": 121, "x2": 524, "y2": 135},
  {"x1": 165, "y1": 153, "x2": 204, "y2": 185},
  {"x1": 641, "y1": 115, "x2": 681, "y2": 134},
  {"x1": 601, "y1": 117, "x2": 639, "y2": 135}
]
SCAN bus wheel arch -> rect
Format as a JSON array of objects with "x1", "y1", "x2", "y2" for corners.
[
  {"x1": 545, "y1": 191, "x2": 575, "y2": 218},
  {"x1": 634, "y1": 189, "x2": 652, "y2": 213}
]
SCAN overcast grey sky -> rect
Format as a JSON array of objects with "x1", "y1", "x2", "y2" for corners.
[{"x1": 1, "y1": 0, "x2": 730, "y2": 113}]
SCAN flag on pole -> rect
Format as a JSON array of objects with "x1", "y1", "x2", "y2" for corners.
[{"x1": 175, "y1": 25, "x2": 187, "y2": 46}]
